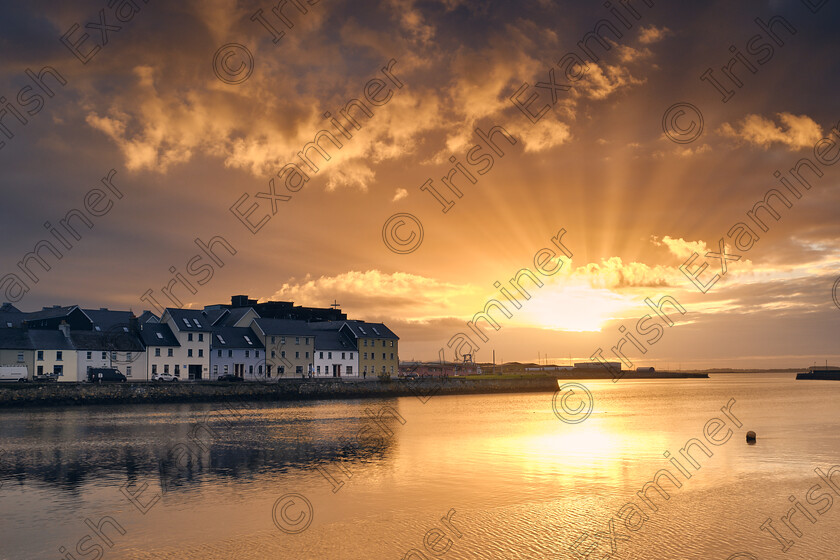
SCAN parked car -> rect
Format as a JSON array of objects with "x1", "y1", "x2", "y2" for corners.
[
  {"x1": 0, "y1": 365, "x2": 29, "y2": 383},
  {"x1": 403, "y1": 372, "x2": 419, "y2": 380},
  {"x1": 152, "y1": 373, "x2": 178, "y2": 382},
  {"x1": 217, "y1": 374, "x2": 243, "y2": 382},
  {"x1": 87, "y1": 368, "x2": 127, "y2": 383},
  {"x1": 33, "y1": 372, "x2": 58, "y2": 383}
]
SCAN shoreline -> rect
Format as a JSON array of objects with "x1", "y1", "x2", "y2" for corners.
[{"x1": 0, "y1": 373, "x2": 709, "y2": 408}]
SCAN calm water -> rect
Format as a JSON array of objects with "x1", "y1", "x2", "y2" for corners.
[{"x1": 1, "y1": 373, "x2": 839, "y2": 559}]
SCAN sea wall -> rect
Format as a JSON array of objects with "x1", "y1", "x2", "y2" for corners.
[
  {"x1": 0, "y1": 378, "x2": 559, "y2": 408},
  {"x1": 0, "y1": 372, "x2": 708, "y2": 408}
]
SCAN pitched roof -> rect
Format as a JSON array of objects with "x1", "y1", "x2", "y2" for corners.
[
  {"x1": 252, "y1": 318, "x2": 313, "y2": 336},
  {"x1": 165, "y1": 308, "x2": 212, "y2": 331},
  {"x1": 341, "y1": 321, "x2": 399, "y2": 340},
  {"x1": 68, "y1": 330, "x2": 144, "y2": 352},
  {"x1": 28, "y1": 330, "x2": 74, "y2": 350},
  {"x1": 82, "y1": 308, "x2": 134, "y2": 332},
  {"x1": 140, "y1": 323, "x2": 180, "y2": 347},
  {"x1": 0, "y1": 312, "x2": 26, "y2": 328},
  {"x1": 210, "y1": 327, "x2": 264, "y2": 349},
  {"x1": 314, "y1": 330, "x2": 357, "y2": 352},
  {"x1": 0, "y1": 303, "x2": 21, "y2": 313},
  {"x1": 138, "y1": 310, "x2": 160, "y2": 324},
  {"x1": 221, "y1": 307, "x2": 256, "y2": 327},
  {"x1": 0, "y1": 328, "x2": 34, "y2": 350},
  {"x1": 202, "y1": 308, "x2": 229, "y2": 326}
]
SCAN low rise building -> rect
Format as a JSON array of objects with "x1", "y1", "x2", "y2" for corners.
[
  {"x1": 250, "y1": 319, "x2": 314, "y2": 378},
  {"x1": 210, "y1": 326, "x2": 265, "y2": 380},
  {"x1": 313, "y1": 330, "x2": 358, "y2": 378}
]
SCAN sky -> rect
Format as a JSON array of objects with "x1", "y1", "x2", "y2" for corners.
[{"x1": 0, "y1": 0, "x2": 838, "y2": 368}]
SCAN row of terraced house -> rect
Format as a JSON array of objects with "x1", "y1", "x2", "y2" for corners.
[{"x1": 0, "y1": 295, "x2": 399, "y2": 381}]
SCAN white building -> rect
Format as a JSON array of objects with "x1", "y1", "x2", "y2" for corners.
[
  {"x1": 29, "y1": 328, "x2": 78, "y2": 382},
  {"x1": 69, "y1": 328, "x2": 146, "y2": 382},
  {"x1": 160, "y1": 308, "x2": 212, "y2": 380},
  {"x1": 313, "y1": 330, "x2": 358, "y2": 378},
  {"x1": 210, "y1": 326, "x2": 265, "y2": 380},
  {"x1": 140, "y1": 322, "x2": 181, "y2": 379}
]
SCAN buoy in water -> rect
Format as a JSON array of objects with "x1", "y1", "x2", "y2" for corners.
[{"x1": 746, "y1": 431, "x2": 757, "y2": 444}]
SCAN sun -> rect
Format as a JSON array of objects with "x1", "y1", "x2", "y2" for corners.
[{"x1": 520, "y1": 284, "x2": 637, "y2": 332}]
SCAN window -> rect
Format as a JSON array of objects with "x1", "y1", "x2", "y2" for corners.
[
  {"x1": 271, "y1": 350, "x2": 276, "y2": 358},
  {"x1": 359, "y1": 326, "x2": 367, "y2": 335},
  {"x1": 296, "y1": 366, "x2": 303, "y2": 374},
  {"x1": 363, "y1": 339, "x2": 367, "y2": 346},
  {"x1": 224, "y1": 365, "x2": 229, "y2": 373},
  {"x1": 37, "y1": 351, "x2": 44, "y2": 361},
  {"x1": 188, "y1": 349, "x2": 193, "y2": 357},
  {"x1": 126, "y1": 352, "x2": 132, "y2": 361},
  {"x1": 390, "y1": 341, "x2": 394, "y2": 347},
  {"x1": 156, "y1": 332, "x2": 163, "y2": 340},
  {"x1": 271, "y1": 336, "x2": 276, "y2": 344},
  {"x1": 347, "y1": 366, "x2": 353, "y2": 374},
  {"x1": 152, "y1": 365, "x2": 157, "y2": 374},
  {"x1": 279, "y1": 366, "x2": 285, "y2": 374},
  {"x1": 295, "y1": 352, "x2": 300, "y2": 359},
  {"x1": 111, "y1": 352, "x2": 117, "y2": 361},
  {"x1": 37, "y1": 365, "x2": 43, "y2": 375},
  {"x1": 328, "y1": 352, "x2": 332, "y2": 359},
  {"x1": 350, "y1": 353, "x2": 354, "y2": 359},
  {"x1": 281, "y1": 336, "x2": 286, "y2": 344},
  {"x1": 214, "y1": 365, "x2": 218, "y2": 374},
  {"x1": 164, "y1": 365, "x2": 169, "y2": 374},
  {"x1": 126, "y1": 366, "x2": 132, "y2": 377},
  {"x1": 183, "y1": 318, "x2": 191, "y2": 328},
  {"x1": 305, "y1": 352, "x2": 309, "y2": 359},
  {"x1": 228, "y1": 350, "x2": 233, "y2": 358},
  {"x1": 364, "y1": 353, "x2": 367, "y2": 359},
  {"x1": 319, "y1": 351, "x2": 323, "y2": 359},
  {"x1": 391, "y1": 353, "x2": 394, "y2": 360},
  {"x1": 255, "y1": 351, "x2": 259, "y2": 358},
  {"x1": 267, "y1": 365, "x2": 273, "y2": 375},
  {"x1": 245, "y1": 350, "x2": 250, "y2": 358},
  {"x1": 281, "y1": 351, "x2": 285, "y2": 358},
  {"x1": 56, "y1": 351, "x2": 63, "y2": 361},
  {"x1": 102, "y1": 351, "x2": 107, "y2": 359},
  {"x1": 167, "y1": 348, "x2": 173, "y2": 357},
  {"x1": 373, "y1": 327, "x2": 380, "y2": 335},
  {"x1": 305, "y1": 337, "x2": 310, "y2": 345},
  {"x1": 316, "y1": 366, "x2": 321, "y2": 374},
  {"x1": 258, "y1": 365, "x2": 263, "y2": 374},
  {"x1": 217, "y1": 350, "x2": 222, "y2": 357},
  {"x1": 382, "y1": 340, "x2": 386, "y2": 347},
  {"x1": 94, "y1": 326, "x2": 101, "y2": 331},
  {"x1": 216, "y1": 335, "x2": 226, "y2": 344},
  {"x1": 198, "y1": 333, "x2": 203, "y2": 342},
  {"x1": 188, "y1": 333, "x2": 193, "y2": 342},
  {"x1": 382, "y1": 366, "x2": 386, "y2": 374},
  {"x1": 244, "y1": 335, "x2": 253, "y2": 345},
  {"x1": 295, "y1": 337, "x2": 300, "y2": 345},
  {"x1": 390, "y1": 366, "x2": 394, "y2": 374},
  {"x1": 249, "y1": 365, "x2": 253, "y2": 374},
  {"x1": 341, "y1": 352, "x2": 345, "y2": 360},
  {"x1": 193, "y1": 319, "x2": 201, "y2": 328},
  {"x1": 198, "y1": 349, "x2": 203, "y2": 357},
  {"x1": 155, "y1": 348, "x2": 161, "y2": 357}
]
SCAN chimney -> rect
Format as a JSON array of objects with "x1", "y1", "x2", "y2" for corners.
[
  {"x1": 129, "y1": 314, "x2": 139, "y2": 334},
  {"x1": 58, "y1": 320, "x2": 70, "y2": 339}
]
